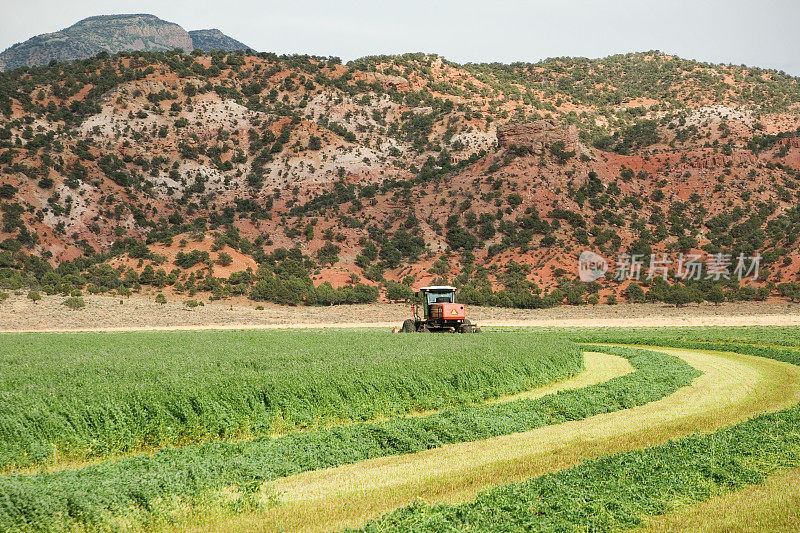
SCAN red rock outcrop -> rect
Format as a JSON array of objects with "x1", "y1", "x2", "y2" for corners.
[
  {"x1": 352, "y1": 71, "x2": 411, "y2": 91},
  {"x1": 496, "y1": 119, "x2": 582, "y2": 155}
]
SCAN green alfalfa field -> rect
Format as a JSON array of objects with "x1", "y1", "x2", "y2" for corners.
[{"x1": 0, "y1": 326, "x2": 799, "y2": 531}]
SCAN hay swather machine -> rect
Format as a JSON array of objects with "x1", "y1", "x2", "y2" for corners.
[{"x1": 397, "y1": 286, "x2": 481, "y2": 333}]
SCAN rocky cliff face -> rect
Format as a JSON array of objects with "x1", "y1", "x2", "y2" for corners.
[
  {"x1": 352, "y1": 71, "x2": 411, "y2": 91},
  {"x1": 0, "y1": 15, "x2": 251, "y2": 70},
  {"x1": 496, "y1": 119, "x2": 582, "y2": 155},
  {"x1": 189, "y1": 29, "x2": 251, "y2": 52}
]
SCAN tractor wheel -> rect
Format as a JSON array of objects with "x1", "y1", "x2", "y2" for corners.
[
  {"x1": 474, "y1": 326, "x2": 482, "y2": 333},
  {"x1": 401, "y1": 319, "x2": 416, "y2": 333},
  {"x1": 459, "y1": 319, "x2": 474, "y2": 333}
]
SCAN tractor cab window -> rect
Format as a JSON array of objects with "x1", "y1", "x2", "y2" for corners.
[{"x1": 425, "y1": 291, "x2": 454, "y2": 305}]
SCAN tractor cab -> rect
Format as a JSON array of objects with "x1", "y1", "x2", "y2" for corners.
[{"x1": 421, "y1": 286, "x2": 457, "y2": 317}]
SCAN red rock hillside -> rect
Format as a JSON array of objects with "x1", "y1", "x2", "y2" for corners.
[{"x1": 1, "y1": 50, "x2": 800, "y2": 307}]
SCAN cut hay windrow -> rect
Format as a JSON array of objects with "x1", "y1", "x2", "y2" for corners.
[
  {"x1": 0, "y1": 344, "x2": 694, "y2": 531},
  {"x1": 360, "y1": 404, "x2": 800, "y2": 532},
  {"x1": 356, "y1": 328, "x2": 800, "y2": 532}
]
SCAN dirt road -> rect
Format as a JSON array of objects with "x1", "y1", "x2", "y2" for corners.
[{"x1": 2, "y1": 293, "x2": 800, "y2": 332}]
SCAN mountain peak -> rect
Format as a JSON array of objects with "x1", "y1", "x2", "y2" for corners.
[{"x1": 0, "y1": 14, "x2": 252, "y2": 71}]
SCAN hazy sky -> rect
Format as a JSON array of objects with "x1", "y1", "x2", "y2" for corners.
[{"x1": 2, "y1": 0, "x2": 799, "y2": 75}]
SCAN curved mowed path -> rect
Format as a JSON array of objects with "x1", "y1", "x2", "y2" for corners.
[{"x1": 195, "y1": 345, "x2": 800, "y2": 533}]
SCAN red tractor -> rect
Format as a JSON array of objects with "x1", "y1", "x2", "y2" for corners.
[{"x1": 399, "y1": 286, "x2": 481, "y2": 333}]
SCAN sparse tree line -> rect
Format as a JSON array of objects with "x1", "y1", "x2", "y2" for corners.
[{"x1": 0, "y1": 237, "x2": 793, "y2": 309}]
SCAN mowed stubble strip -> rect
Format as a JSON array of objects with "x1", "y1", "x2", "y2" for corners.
[
  {"x1": 353, "y1": 342, "x2": 800, "y2": 532},
  {"x1": 209, "y1": 344, "x2": 800, "y2": 532}
]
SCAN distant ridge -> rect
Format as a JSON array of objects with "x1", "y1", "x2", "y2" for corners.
[{"x1": 0, "y1": 14, "x2": 253, "y2": 71}]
